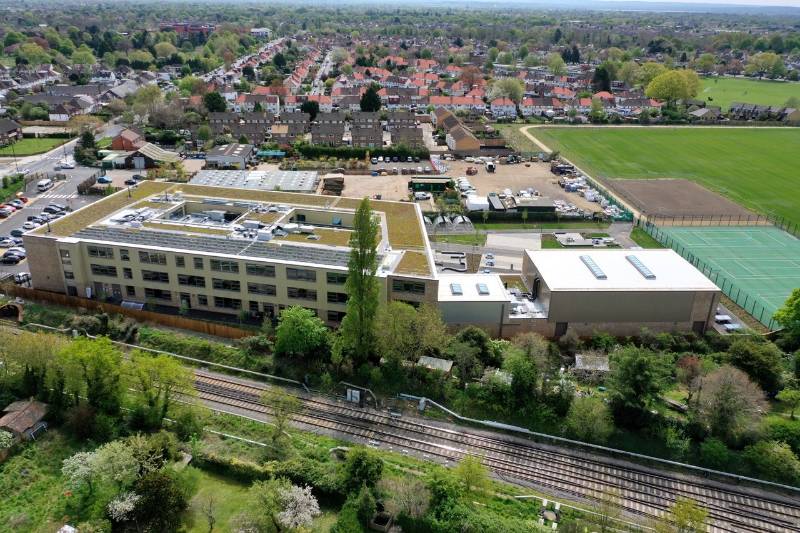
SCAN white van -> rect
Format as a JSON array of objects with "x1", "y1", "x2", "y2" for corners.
[{"x1": 37, "y1": 179, "x2": 53, "y2": 192}]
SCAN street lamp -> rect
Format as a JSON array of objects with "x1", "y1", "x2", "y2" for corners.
[{"x1": 9, "y1": 140, "x2": 19, "y2": 174}]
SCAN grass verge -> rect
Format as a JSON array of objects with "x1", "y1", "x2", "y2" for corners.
[{"x1": 0, "y1": 137, "x2": 68, "y2": 156}]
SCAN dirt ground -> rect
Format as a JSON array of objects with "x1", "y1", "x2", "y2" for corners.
[
  {"x1": 339, "y1": 173, "x2": 437, "y2": 207},
  {"x1": 447, "y1": 160, "x2": 600, "y2": 213},
  {"x1": 609, "y1": 179, "x2": 755, "y2": 218}
]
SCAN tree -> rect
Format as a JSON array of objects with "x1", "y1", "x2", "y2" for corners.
[
  {"x1": 654, "y1": 498, "x2": 707, "y2": 533},
  {"x1": 273, "y1": 52, "x2": 287, "y2": 70},
  {"x1": 379, "y1": 477, "x2": 430, "y2": 519},
  {"x1": 340, "y1": 198, "x2": 380, "y2": 363},
  {"x1": 590, "y1": 97, "x2": 606, "y2": 123},
  {"x1": 154, "y1": 41, "x2": 178, "y2": 58},
  {"x1": 503, "y1": 349, "x2": 539, "y2": 408},
  {"x1": 132, "y1": 471, "x2": 188, "y2": 532},
  {"x1": 203, "y1": 91, "x2": 226, "y2": 113},
  {"x1": 592, "y1": 65, "x2": 611, "y2": 92},
  {"x1": 608, "y1": 346, "x2": 667, "y2": 426},
  {"x1": 342, "y1": 447, "x2": 383, "y2": 492},
  {"x1": 547, "y1": 53, "x2": 566, "y2": 76},
  {"x1": 777, "y1": 389, "x2": 800, "y2": 420},
  {"x1": 359, "y1": 83, "x2": 382, "y2": 112},
  {"x1": 197, "y1": 124, "x2": 212, "y2": 142},
  {"x1": 488, "y1": 77, "x2": 524, "y2": 104},
  {"x1": 691, "y1": 365, "x2": 766, "y2": 445},
  {"x1": 696, "y1": 53, "x2": 716, "y2": 73},
  {"x1": 300, "y1": 100, "x2": 320, "y2": 121},
  {"x1": 92, "y1": 440, "x2": 139, "y2": 489},
  {"x1": 454, "y1": 455, "x2": 489, "y2": 493},
  {"x1": 354, "y1": 485, "x2": 376, "y2": 526},
  {"x1": 618, "y1": 61, "x2": 641, "y2": 86},
  {"x1": 699, "y1": 438, "x2": 731, "y2": 469},
  {"x1": 745, "y1": 52, "x2": 785, "y2": 78},
  {"x1": 62, "y1": 451, "x2": 97, "y2": 493},
  {"x1": 638, "y1": 62, "x2": 667, "y2": 87},
  {"x1": 107, "y1": 491, "x2": 141, "y2": 524},
  {"x1": 261, "y1": 388, "x2": 301, "y2": 458},
  {"x1": 128, "y1": 351, "x2": 192, "y2": 429},
  {"x1": 645, "y1": 69, "x2": 699, "y2": 108},
  {"x1": 71, "y1": 46, "x2": 96, "y2": 65},
  {"x1": 59, "y1": 337, "x2": 124, "y2": 416},
  {"x1": 743, "y1": 440, "x2": 800, "y2": 485},
  {"x1": 274, "y1": 306, "x2": 328, "y2": 359},
  {"x1": 727, "y1": 339, "x2": 783, "y2": 395},
  {"x1": 132, "y1": 84, "x2": 163, "y2": 117},
  {"x1": 775, "y1": 288, "x2": 800, "y2": 341},
  {"x1": 374, "y1": 301, "x2": 418, "y2": 365},
  {"x1": 564, "y1": 396, "x2": 614, "y2": 444},
  {"x1": 277, "y1": 484, "x2": 321, "y2": 529}
]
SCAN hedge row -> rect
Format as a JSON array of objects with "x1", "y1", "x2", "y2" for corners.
[
  {"x1": 137, "y1": 327, "x2": 248, "y2": 368},
  {"x1": 295, "y1": 143, "x2": 429, "y2": 161}
]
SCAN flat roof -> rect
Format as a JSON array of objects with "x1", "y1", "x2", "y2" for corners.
[
  {"x1": 190, "y1": 169, "x2": 319, "y2": 192},
  {"x1": 526, "y1": 249, "x2": 719, "y2": 292},
  {"x1": 437, "y1": 273, "x2": 510, "y2": 302}
]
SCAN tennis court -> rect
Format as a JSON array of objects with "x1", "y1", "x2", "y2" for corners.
[{"x1": 649, "y1": 225, "x2": 800, "y2": 327}]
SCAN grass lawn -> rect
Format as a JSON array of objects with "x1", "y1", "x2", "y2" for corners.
[
  {"x1": 0, "y1": 137, "x2": 69, "y2": 156},
  {"x1": 699, "y1": 77, "x2": 800, "y2": 110},
  {"x1": 0, "y1": 174, "x2": 26, "y2": 202},
  {"x1": 541, "y1": 234, "x2": 563, "y2": 248},
  {"x1": 183, "y1": 469, "x2": 250, "y2": 533},
  {"x1": 532, "y1": 127, "x2": 800, "y2": 227},
  {"x1": 0, "y1": 431, "x2": 83, "y2": 531},
  {"x1": 96, "y1": 137, "x2": 113, "y2": 149},
  {"x1": 431, "y1": 233, "x2": 487, "y2": 246},
  {"x1": 630, "y1": 227, "x2": 664, "y2": 248}
]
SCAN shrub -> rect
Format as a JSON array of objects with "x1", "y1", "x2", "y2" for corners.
[
  {"x1": 137, "y1": 327, "x2": 248, "y2": 368},
  {"x1": 764, "y1": 418, "x2": 800, "y2": 455}
]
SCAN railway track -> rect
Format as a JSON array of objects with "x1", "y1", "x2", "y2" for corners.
[{"x1": 193, "y1": 371, "x2": 800, "y2": 533}]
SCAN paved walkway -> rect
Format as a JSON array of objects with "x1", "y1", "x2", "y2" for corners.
[{"x1": 608, "y1": 222, "x2": 636, "y2": 248}]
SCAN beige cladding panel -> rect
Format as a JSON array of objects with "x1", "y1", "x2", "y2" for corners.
[
  {"x1": 548, "y1": 290, "x2": 701, "y2": 323},
  {"x1": 22, "y1": 234, "x2": 66, "y2": 293}
]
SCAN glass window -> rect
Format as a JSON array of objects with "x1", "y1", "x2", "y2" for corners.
[
  {"x1": 214, "y1": 296, "x2": 241, "y2": 309},
  {"x1": 126, "y1": 285, "x2": 136, "y2": 297},
  {"x1": 210, "y1": 259, "x2": 239, "y2": 273},
  {"x1": 327, "y1": 310, "x2": 346, "y2": 322},
  {"x1": 123, "y1": 267, "x2": 133, "y2": 279},
  {"x1": 193, "y1": 257, "x2": 204, "y2": 270},
  {"x1": 286, "y1": 267, "x2": 316, "y2": 282},
  {"x1": 178, "y1": 274, "x2": 206, "y2": 287},
  {"x1": 120, "y1": 249, "x2": 130, "y2": 261},
  {"x1": 246, "y1": 263, "x2": 276, "y2": 277},
  {"x1": 247, "y1": 282, "x2": 277, "y2": 295},
  {"x1": 139, "y1": 251, "x2": 167, "y2": 265},
  {"x1": 327, "y1": 291, "x2": 347, "y2": 304},
  {"x1": 88, "y1": 246, "x2": 114, "y2": 259},
  {"x1": 287, "y1": 287, "x2": 317, "y2": 301},
  {"x1": 212, "y1": 278, "x2": 241, "y2": 292},
  {"x1": 90, "y1": 264, "x2": 117, "y2": 277},
  {"x1": 64, "y1": 271, "x2": 75, "y2": 280},
  {"x1": 175, "y1": 256, "x2": 185, "y2": 268},
  {"x1": 142, "y1": 270, "x2": 169, "y2": 283},
  {"x1": 198, "y1": 295, "x2": 208, "y2": 306},
  {"x1": 144, "y1": 288, "x2": 171, "y2": 300},
  {"x1": 392, "y1": 279, "x2": 426, "y2": 295},
  {"x1": 326, "y1": 272, "x2": 348, "y2": 285}
]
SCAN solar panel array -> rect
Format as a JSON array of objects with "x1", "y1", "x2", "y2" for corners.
[
  {"x1": 189, "y1": 170, "x2": 319, "y2": 192},
  {"x1": 74, "y1": 226, "x2": 353, "y2": 267},
  {"x1": 579, "y1": 255, "x2": 607, "y2": 280}
]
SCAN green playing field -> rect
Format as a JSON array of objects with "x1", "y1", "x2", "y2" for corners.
[{"x1": 649, "y1": 225, "x2": 800, "y2": 327}]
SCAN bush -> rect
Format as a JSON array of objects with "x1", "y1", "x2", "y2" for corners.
[
  {"x1": 699, "y1": 438, "x2": 731, "y2": 470},
  {"x1": 193, "y1": 450, "x2": 271, "y2": 482},
  {"x1": 743, "y1": 440, "x2": 800, "y2": 485},
  {"x1": 272, "y1": 457, "x2": 344, "y2": 497},
  {"x1": 764, "y1": 418, "x2": 800, "y2": 455},
  {"x1": 137, "y1": 327, "x2": 248, "y2": 368},
  {"x1": 295, "y1": 142, "x2": 429, "y2": 161}
]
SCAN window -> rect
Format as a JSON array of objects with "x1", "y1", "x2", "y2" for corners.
[
  {"x1": 286, "y1": 268, "x2": 316, "y2": 282},
  {"x1": 123, "y1": 267, "x2": 133, "y2": 279},
  {"x1": 392, "y1": 279, "x2": 426, "y2": 295},
  {"x1": 326, "y1": 272, "x2": 348, "y2": 285},
  {"x1": 248, "y1": 282, "x2": 277, "y2": 295},
  {"x1": 144, "y1": 288, "x2": 171, "y2": 300},
  {"x1": 178, "y1": 274, "x2": 206, "y2": 288},
  {"x1": 88, "y1": 246, "x2": 114, "y2": 259},
  {"x1": 64, "y1": 271, "x2": 75, "y2": 280},
  {"x1": 327, "y1": 310, "x2": 347, "y2": 322},
  {"x1": 246, "y1": 263, "x2": 276, "y2": 277},
  {"x1": 211, "y1": 259, "x2": 239, "y2": 273},
  {"x1": 175, "y1": 256, "x2": 185, "y2": 268},
  {"x1": 214, "y1": 296, "x2": 241, "y2": 310},
  {"x1": 212, "y1": 278, "x2": 241, "y2": 292},
  {"x1": 327, "y1": 292, "x2": 347, "y2": 304},
  {"x1": 450, "y1": 283, "x2": 463, "y2": 296},
  {"x1": 142, "y1": 270, "x2": 169, "y2": 283},
  {"x1": 198, "y1": 295, "x2": 208, "y2": 306},
  {"x1": 287, "y1": 287, "x2": 317, "y2": 301},
  {"x1": 120, "y1": 249, "x2": 130, "y2": 261},
  {"x1": 126, "y1": 285, "x2": 136, "y2": 297},
  {"x1": 91, "y1": 264, "x2": 118, "y2": 277},
  {"x1": 139, "y1": 251, "x2": 167, "y2": 265},
  {"x1": 193, "y1": 257, "x2": 204, "y2": 270},
  {"x1": 67, "y1": 286, "x2": 78, "y2": 296},
  {"x1": 60, "y1": 249, "x2": 71, "y2": 265},
  {"x1": 249, "y1": 300, "x2": 260, "y2": 312},
  {"x1": 476, "y1": 283, "x2": 489, "y2": 295}
]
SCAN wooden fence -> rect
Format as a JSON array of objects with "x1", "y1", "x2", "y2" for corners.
[{"x1": 2, "y1": 285, "x2": 252, "y2": 340}]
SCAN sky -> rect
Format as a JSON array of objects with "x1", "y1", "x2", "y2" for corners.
[{"x1": 607, "y1": 0, "x2": 800, "y2": 6}]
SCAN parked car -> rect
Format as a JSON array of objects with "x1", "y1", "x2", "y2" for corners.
[
  {"x1": 370, "y1": 158, "x2": 378, "y2": 165},
  {"x1": 413, "y1": 156, "x2": 420, "y2": 163},
  {"x1": 47, "y1": 203, "x2": 67, "y2": 211},
  {"x1": 13, "y1": 272, "x2": 31, "y2": 284},
  {"x1": 0, "y1": 209, "x2": 11, "y2": 218},
  {"x1": 1, "y1": 204, "x2": 17, "y2": 212},
  {"x1": 8, "y1": 200, "x2": 24, "y2": 209},
  {"x1": 0, "y1": 239, "x2": 16, "y2": 247},
  {"x1": 17, "y1": 196, "x2": 28, "y2": 203},
  {"x1": 97, "y1": 176, "x2": 113, "y2": 184},
  {"x1": 406, "y1": 156, "x2": 413, "y2": 162},
  {"x1": 3, "y1": 251, "x2": 25, "y2": 260},
  {"x1": 124, "y1": 178, "x2": 139, "y2": 186},
  {"x1": 43, "y1": 206, "x2": 64, "y2": 215},
  {"x1": 9, "y1": 229, "x2": 24, "y2": 238},
  {"x1": 22, "y1": 221, "x2": 40, "y2": 230},
  {"x1": 132, "y1": 174, "x2": 145, "y2": 181},
  {"x1": 0, "y1": 255, "x2": 21, "y2": 264}
]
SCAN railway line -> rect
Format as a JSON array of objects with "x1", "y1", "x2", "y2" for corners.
[{"x1": 194, "y1": 371, "x2": 800, "y2": 533}]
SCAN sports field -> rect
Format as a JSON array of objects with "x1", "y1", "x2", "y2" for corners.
[
  {"x1": 699, "y1": 77, "x2": 800, "y2": 110},
  {"x1": 531, "y1": 127, "x2": 800, "y2": 227},
  {"x1": 653, "y1": 225, "x2": 800, "y2": 326}
]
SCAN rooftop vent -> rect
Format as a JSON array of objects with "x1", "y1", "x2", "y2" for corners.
[
  {"x1": 626, "y1": 255, "x2": 656, "y2": 280},
  {"x1": 450, "y1": 283, "x2": 463, "y2": 296},
  {"x1": 476, "y1": 283, "x2": 490, "y2": 295},
  {"x1": 580, "y1": 255, "x2": 607, "y2": 280}
]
